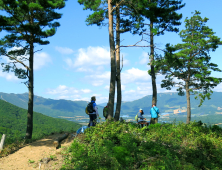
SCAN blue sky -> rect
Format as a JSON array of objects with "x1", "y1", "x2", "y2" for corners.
[{"x1": 0, "y1": 0, "x2": 222, "y2": 104}]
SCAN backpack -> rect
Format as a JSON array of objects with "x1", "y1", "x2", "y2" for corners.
[
  {"x1": 135, "y1": 114, "x2": 138, "y2": 122},
  {"x1": 103, "y1": 107, "x2": 108, "y2": 117},
  {"x1": 85, "y1": 107, "x2": 89, "y2": 115},
  {"x1": 86, "y1": 102, "x2": 94, "y2": 114}
]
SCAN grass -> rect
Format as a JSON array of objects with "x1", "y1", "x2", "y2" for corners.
[
  {"x1": 28, "y1": 159, "x2": 35, "y2": 163},
  {"x1": 50, "y1": 154, "x2": 57, "y2": 160},
  {"x1": 61, "y1": 120, "x2": 222, "y2": 170}
]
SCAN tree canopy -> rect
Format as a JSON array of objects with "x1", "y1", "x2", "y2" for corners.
[
  {"x1": 156, "y1": 11, "x2": 222, "y2": 123},
  {"x1": 0, "y1": 0, "x2": 66, "y2": 139}
]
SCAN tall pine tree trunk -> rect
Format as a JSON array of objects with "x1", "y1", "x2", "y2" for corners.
[
  {"x1": 149, "y1": 19, "x2": 157, "y2": 105},
  {"x1": 26, "y1": 43, "x2": 34, "y2": 139},
  {"x1": 114, "y1": 5, "x2": 121, "y2": 121},
  {"x1": 185, "y1": 81, "x2": 191, "y2": 124},
  {"x1": 107, "y1": 0, "x2": 116, "y2": 120}
]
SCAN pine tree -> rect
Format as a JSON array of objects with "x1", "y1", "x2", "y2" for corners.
[
  {"x1": 156, "y1": 11, "x2": 222, "y2": 124},
  {"x1": 78, "y1": 0, "x2": 143, "y2": 120},
  {"x1": 137, "y1": 0, "x2": 185, "y2": 105},
  {"x1": 0, "y1": 0, "x2": 66, "y2": 139}
]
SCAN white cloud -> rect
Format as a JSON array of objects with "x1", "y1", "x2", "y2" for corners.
[
  {"x1": 214, "y1": 83, "x2": 222, "y2": 92},
  {"x1": 46, "y1": 85, "x2": 79, "y2": 95},
  {"x1": 64, "y1": 46, "x2": 130, "y2": 72},
  {"x1": 121, "y1": 73, "x2": 177, "y2": 101},
  {"x1": 64, "y1": 58, "x2": 73, "y2": 68},
  {"x1": 76, "y1": 67, "x2": 93, "y2": 72},
  {"x1": 121, "y1": 85, "x2": 126, "y2": 90},
  {"x1": 55, "y1": 46, "x2": 74, "y2": 55},
  {"x1": 45, "y1": 85, "x2": 97, "y2": 102},
  {"x1": 74, "y1": 97, "x2": 89, "y2": 102},
  {"x1": 139, "y1": 52, "x2": 149, "y2": 65},
  {"x1": 104, "y1": 85, "x2": 109, "y2": 90},
  {"x1": 89, "y1": 72, "x2": 110, "y2": 79},
  {"x1": 2, "y1": 50, "x2": 51, "y2": 71},
  {"x1": 85, "y1": 71, "x2": 110, "y2": 86},
  {"x1": 92, "y1": 81, "x2": 104, "y2": 86},
  {"x1": 0, "y1": 70, "x2": 19, "y2": 81},
  {"x1": 122, "y1": 67, "x2": 149, "y2": 84},
  {"x1": 0, "y1": 50, "x2": 51, "y2": 82},
  {"x1": 124, "y1": 90, "x2": 136, "y2": 94},
  {"x1": 120, "y1": 53, "x2": 130, "y2": 66},
  {"x1": 85, "y1": 67, "x2": 149, "y2": 87},
  {"x1": 81, "y1": 89, "x2": 91, "y2": 93},
  {"x1": 34, "y1": 52, "x2": 51, "y2": 70},
  {"x1": 73, "y1": 46, "x2": 110, "y2": 67},
  {"x1": 96, "y1": 96, "x2": 109, "y2": 104}
]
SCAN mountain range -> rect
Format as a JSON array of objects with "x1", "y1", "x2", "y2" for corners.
[{"x1": 0, "y1": 91, "x2": 222, "y2": 122}]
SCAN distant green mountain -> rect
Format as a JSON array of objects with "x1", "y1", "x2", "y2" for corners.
[
  {"x1": 120, "y1": 92, "x2": 222, "y2": 116},
  {"x1": 0, "y1": 99, "x2": 81, "y2": 141},
  {"x1": 0, "y1": 91, "x2": 221, "y2": 124},
  {"x1": 119, "y1": 92, "x2": 222, "y2": 126},
  {"x1": 0, "y1": 92, "x2": 103, "y2": 118}
]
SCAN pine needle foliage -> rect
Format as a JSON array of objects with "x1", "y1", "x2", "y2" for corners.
[
  {"x1": 0, "y1": 0, "x2": 66, "y2": 139},
  {"x1": 155, "y1": 11, "x2": 222, "y2": 124}
]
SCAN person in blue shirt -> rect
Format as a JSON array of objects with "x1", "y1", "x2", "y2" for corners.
[
  {"x1": 88, "y1": 96, "x2": 99, "y2": 127},
  {"x1": 150, "y1": 103, "x2": 159, "y2": 124},
  {"x1": 137, "y1": 109, "x2": 146, "y2": 127}
]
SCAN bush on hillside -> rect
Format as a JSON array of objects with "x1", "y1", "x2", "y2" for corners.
[{"x1": 62, "y1": 121, "x2": 222, "y2": 170}]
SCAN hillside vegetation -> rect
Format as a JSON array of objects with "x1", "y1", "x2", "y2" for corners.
[
  {"x1": 0, "y1": 99, "x2": 81, "y2": 147},
  {"x1": 62, "y1": 121, "x2": 222, "y2": 170},
  {"x1": 0, "y1": 92, "x2": 103, "y2": 118}
]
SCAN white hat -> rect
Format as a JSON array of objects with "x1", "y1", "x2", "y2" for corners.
[{"x1": 140, "y1": 108, "x2": 143, "y2": 110}]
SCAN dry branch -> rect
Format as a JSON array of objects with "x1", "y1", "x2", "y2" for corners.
[{"x1": 53, "y1": 133, "x2": 69, "y2": 149}]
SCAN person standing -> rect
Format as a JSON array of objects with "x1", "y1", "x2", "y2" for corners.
[
  {"x1": 103, "y1": 103, "x2": 108, "y2": 120},
  {"x1": 88, "y1": 96, "x2": 99, "y2": 127},
  {"x1": 150, "y1": 103, "x2": 159, "y2": 124}
]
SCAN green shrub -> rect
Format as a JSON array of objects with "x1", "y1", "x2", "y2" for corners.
[{"x1": 62, "y1": 121, "x2": 222, "y2": 170}]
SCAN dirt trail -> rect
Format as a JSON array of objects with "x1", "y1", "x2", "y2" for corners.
[{"x1": 0, "y1": 133, "x2": 76, "y2": 170}]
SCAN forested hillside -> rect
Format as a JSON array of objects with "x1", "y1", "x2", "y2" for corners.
[
  {"x1": 0, "y1": 92, "x2": 103, "y2": 118},
  {"x1": 0, "y1": 99, "x2": 81, "y2": 142}
]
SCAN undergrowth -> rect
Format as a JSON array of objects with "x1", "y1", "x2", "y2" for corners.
[{"x1": 61, "y1": 120, "x2": 222, "y2": 170}]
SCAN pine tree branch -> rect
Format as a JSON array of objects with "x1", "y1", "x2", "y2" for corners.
[
  {"x1": 4, "y1": 6, "x2": 29, "y2": 40},
  {"x1": 34, "y1": 49, "x2": 42, "y2": 53},
  {"x1": 157, "y1": 24, "x2": 170, "y2": 35},
  {"x1": 3, "y1": 53, "x2": 30, "y2": 71},
  {"x1": 111, "y1": 0, "x2": 126, "y2": 13}
]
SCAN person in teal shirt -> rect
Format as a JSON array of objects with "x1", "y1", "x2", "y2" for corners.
[{"x1": 150, "y1": 103, "x2": 159, "y2": 124}]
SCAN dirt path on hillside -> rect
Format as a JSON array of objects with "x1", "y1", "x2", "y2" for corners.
[{"x1": 0, "y1": 133, "x2": 77, "y2": 170}]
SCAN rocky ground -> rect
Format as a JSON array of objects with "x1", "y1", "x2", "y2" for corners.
[{"x1": 0, "y1": 133, "x2": 77, "y2": 170}]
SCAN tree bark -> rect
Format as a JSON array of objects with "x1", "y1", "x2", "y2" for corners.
[
  {"x1": 53, "y1": 133, "x2": 69, "y2": 148},
  {"x1": 107, "y1": 0, "x2": 116, "y2": 120},
  {"x1": 149, "y1": 19, "x2": 157, "y2": 105},
  {"x1": 185, "y1": 81, "x2": 191, "y2": 124},
  {"x1": 0, "y1": 134, "x2": 6, "y2": 151},
  {"x1": 26, "y1": 43, "x2": 34, "y2": 139},
  {"x1": 114, "y1": 4, "x2": 121, "y2": 121}
]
